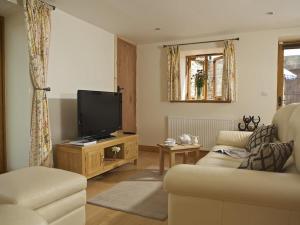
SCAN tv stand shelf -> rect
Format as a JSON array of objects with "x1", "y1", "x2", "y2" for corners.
[{"x1": 55, "y1": 134, "x2": 138, "y2": 179}]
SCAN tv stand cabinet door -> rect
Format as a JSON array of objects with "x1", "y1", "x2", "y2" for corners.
[
  {"x1": 85, "y1": 148, "x2": 104, "y2": 177},
  {"x1": 124, "y1": 140, "x2": 138, "y2": 160}
]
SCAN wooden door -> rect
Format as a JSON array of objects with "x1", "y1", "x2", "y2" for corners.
[
  {"x1": 0, "y1": 17, "x2": 5, "y2": 173},
  {"x1": 277, "y1": 41, "x2": 300, "y2": 108},
  {"x1": 117, "y1": 38, "x2": 136, "y2": 133}
]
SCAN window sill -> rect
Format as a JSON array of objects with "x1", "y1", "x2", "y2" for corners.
[{"x1": 170, "y1": 100, "x2": 232, "y2": 103}]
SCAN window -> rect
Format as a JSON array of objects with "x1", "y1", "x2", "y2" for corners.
[
  {"x1": 186, "y1": 53, "x2": 223, "y2": 101},
  {"x1": 277, "y1": 42, "x2": 300, "y2": 108}
]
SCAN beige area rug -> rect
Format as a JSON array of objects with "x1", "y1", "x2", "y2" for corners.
[{"x1": 87, "y1": 170, "x2": 168, "y2": 220}]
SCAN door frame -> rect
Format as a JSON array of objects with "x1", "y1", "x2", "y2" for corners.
[
  {"x1": 0, "y1": 16, "x2": 6, "y2": 173},
  {"x1": 277, "y1": 42, "x2": 284, "y2": 108},
  {"x1": 277, "y1": 41, "x2": 300, "y2": 108}
]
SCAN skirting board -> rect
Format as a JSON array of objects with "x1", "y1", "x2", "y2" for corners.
[{"x1": 139, "y1": 145, "x2": 159, "y2": 152}]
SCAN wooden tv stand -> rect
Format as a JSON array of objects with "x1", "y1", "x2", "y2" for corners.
[{"x1": 55, "y1": 134, "x2": 138, "y2": 179}]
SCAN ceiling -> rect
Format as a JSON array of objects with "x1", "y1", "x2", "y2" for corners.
[
  {"x1": 2, "y1": 0, "x2": 300, "y2": 43},
  {"x1": 0, "y1": 0, "x2": 19, "y2": 16},
  {"x1": 55, "y1": 0, "x2": 300, "y2": 44}
]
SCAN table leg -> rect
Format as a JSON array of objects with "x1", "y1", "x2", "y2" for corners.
[
  {"x1": 194, "y1": 150, "x2": 200, "y2": 163},
  {"x1": 183, "y1": 152, "x2": 189, "y2": 163},
  {"x1": 159, "y1": 148, "x2": 165, "y2": 175},
  {"x1": 169, "y1": 152, "x2": 176, "y2": 168}
]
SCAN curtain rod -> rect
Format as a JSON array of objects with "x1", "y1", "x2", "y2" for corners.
[
  {"x1": 163, "y1": 37, "x2": 239, "y2": 48},
  {"x1": 40, "y1": 0, "x2": 56, "y2": 10}
]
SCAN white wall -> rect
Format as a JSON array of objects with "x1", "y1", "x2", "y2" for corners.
[
  {"x1": 137, "y1": 27, "x2": 300, "y2": 146},
  {"x1": 48, "y1": 10, "x2": 115, "y2": 99},
  {"x1": 48, "y1": 9, "x2": 115, "y2": 144},
  {"x1": 4, "y1": 8, "x2": 115, "y2": 170},
  {"x1": 5, "y1": 7, "x2": 31, "y2": 170}
]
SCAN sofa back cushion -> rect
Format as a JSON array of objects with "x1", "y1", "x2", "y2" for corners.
[
  {"x1": 288, "y1": 106, "x2": 300, "y2": 172},
  {"x1": 272, "y1": 104, "x2": 299, "y2": 142},
  {"x1": 273, "y1": 103, "x2": 300, "y2": 172}
]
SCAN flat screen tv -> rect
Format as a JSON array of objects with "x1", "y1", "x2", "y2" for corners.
[{"x1": 77, "y1": 90, "x2": 122, "y2": 139}]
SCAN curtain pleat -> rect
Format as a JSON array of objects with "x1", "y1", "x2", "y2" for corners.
[
  {"x1": 167, "y1": 46, "x2": 181, "y2": 101},
  {"x1": 24, "y1": 0, "x2": 53, "y2": 167},
  {"x1": 222, "y1": 40, "x2": 237, "y2": 102}
]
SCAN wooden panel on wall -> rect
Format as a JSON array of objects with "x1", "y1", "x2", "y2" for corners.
[
  {"x1": 117, "y1": 38, "x2": 137, "y2": 133},
  {"x1": 0, "y1": 17, "x2": 5, "y2": 173}
]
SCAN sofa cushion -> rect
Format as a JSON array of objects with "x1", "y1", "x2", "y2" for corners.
[
  {"x1": 36, "y1": 190, "x2": 86, "y2": 223},
  {"x1": 0, "y1": 167, "x2": 87, "y2": 210},
  {"x1": 196, "y1": 146, "x2": 244, "y2": 168},
  {"x1": 288, "y1": 105, "x2": 300, "y2": 172},
  {"x1": 239, "y1": 141, "x2": 293, "y2": 172},
  {"x1": 283, "y1": 156, "x2": 298, "y2": 173},
  {"x1": 216, "y1": 131, "x2": 252, "y2": 148},
  {"x1": 272, "y1": 103, "x2": 299, "y2": 143},
  {"x1": 245, "y1": 125, "x2": 277, "y2": 152},
  {"x1": 0, "y1": 204, "x2": 48, "y2": 225}
]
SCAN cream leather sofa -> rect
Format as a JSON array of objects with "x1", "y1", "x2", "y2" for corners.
[
  {"x1": 0, "y1": 166, "x2": 87, "y2": 225},
  {"x1": 164, "y1": 103, "x2": 300, "y2": 225}
]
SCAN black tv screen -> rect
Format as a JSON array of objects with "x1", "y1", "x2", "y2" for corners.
[{"x1": 77, "y1": 90, "x2": 122, "y2": 139}]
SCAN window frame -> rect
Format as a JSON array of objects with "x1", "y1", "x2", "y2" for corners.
[
  {"x1": 178, "y1": 53, "x2": 231, "y2": 103},
  {"x1": 277, "y1": 41, "x2": 300, "y2": 108}
]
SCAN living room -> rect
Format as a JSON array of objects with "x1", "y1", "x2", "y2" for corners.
[{"x1": 0, "y1": 0, "x2": 300, "y2": 225}]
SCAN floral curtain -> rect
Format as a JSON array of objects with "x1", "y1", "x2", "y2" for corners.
[
  {"x1": 222, "y1": 40, "x2": 237, "y2": 102},
  {"x1": 24, "y1": 0, "x2": 53, "y2": 167},
  {"x1": 167, "y1": 46, "x2": 181, "y2": 101}
]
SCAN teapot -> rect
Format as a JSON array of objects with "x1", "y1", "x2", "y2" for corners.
[{"x1": 178, "y1": 134, "x2": 192, "y2": 145}]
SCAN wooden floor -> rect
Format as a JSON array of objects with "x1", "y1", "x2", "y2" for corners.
[{"x1": 86, "y1": 150, "x2": 202, "y2": 225}]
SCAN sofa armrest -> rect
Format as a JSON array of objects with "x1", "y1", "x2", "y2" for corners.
[
  {"x1": 216, "y1": 130, "x2": 252, "y2": 148},
  {"x1": 164, "y1": 164, "x2": 300, "y2": 211}
]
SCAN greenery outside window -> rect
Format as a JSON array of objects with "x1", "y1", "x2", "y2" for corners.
[{"x1": 186, "y1": 53, "x2": 224, "y2": 102}]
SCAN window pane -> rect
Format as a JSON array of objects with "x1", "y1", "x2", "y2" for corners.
[
  {"x1": 190, "y1": 56, "x2": 204, "y2": 99},
  {"x1": 207, "y1": 55, "x2": 222, "y2": 100},
  {"x1": 215, "y1": 58, "x2": 224, "y2": 97},
  {"x1": 284, "y1": 48, "x2": 300, "y2": 105},
  {"x1": 186, "y1": 54, "x2": 223, "y2": 101}
]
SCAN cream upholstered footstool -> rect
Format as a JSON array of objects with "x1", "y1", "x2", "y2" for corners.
[
  {"x1": 0, "y1": 167, "x2": 87, "y2": 225},
  {"x1": 0, "y1": 204, "x2": 48, "y2": 225}
]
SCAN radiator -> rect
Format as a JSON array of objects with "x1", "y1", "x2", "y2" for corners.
[{"x1": 167, "y1": 116, "x2": 238, "y2": 150}]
